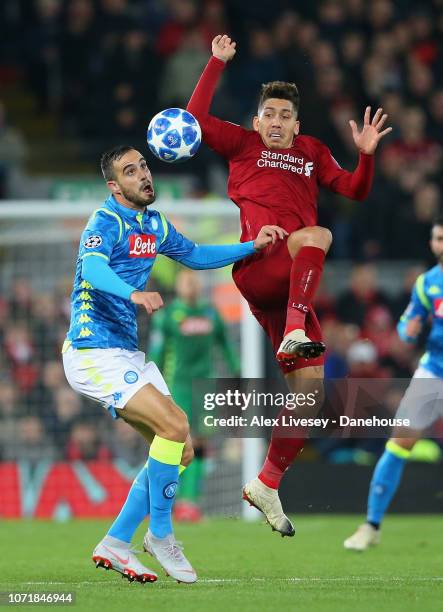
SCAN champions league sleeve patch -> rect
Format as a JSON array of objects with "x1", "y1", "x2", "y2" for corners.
[{"x1": 84, "y1": 235, "x2": 103, "y2": 249}]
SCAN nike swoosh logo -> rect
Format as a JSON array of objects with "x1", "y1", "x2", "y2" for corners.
[{"x1": 103, "y1": 545, "x2": 129, "y2": 565}]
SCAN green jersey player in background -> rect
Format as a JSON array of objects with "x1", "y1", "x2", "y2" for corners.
[{"x1": 149, "y1": 269, "x2": 240, "y2": 520}]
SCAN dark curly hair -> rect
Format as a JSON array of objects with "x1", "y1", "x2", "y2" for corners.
[
  {"x1": 258, "y1": 81, "x2": 300, "y2": 115},
  {"x1": 100, "y1": 145, "x2": 135, "y2": 181}
]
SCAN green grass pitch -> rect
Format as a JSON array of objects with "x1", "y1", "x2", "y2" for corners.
[{"x1": 0, "y1": 516, "x2": 442, "y2": 611}]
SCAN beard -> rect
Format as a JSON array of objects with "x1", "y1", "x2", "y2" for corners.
[{"x1": 120, "y1": 185, "x2": 156, "y2": 208}]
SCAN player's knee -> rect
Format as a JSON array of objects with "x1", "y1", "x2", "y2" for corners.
[
  {"x1": 156, "y1": 405, "x2": 190, "y2": 442},
  {"x1": 172, "y1": 410, "x2": 190, "y2": 441},
  {"x1": 287, "y1": 226, "x2": 332, "y2": 257},
  {"x1": 181, "y1": 444, "x2": 195, "y2": 467},
  {"x1": 390, "y1": 437, "x2": 417, "y2": 451}
]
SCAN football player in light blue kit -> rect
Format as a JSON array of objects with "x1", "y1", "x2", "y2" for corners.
[
  {"x1": 63, "y1": 145, "x2": 287, "y2": 582},
  {"x1": 345, "y1": 217, "x2": 443, "y2": 550}
]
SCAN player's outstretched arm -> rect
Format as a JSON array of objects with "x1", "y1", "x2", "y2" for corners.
[
  {"x1": 349, "y1": 106, "x2": 392, "y2": 155},
  {"x1": 212, "y1": 34, "x2": 236, "y2": 63},
  {"x1": 318, "y1": 107, "x2": 392, "y2": 201},
  {"x1": 187, "y1": 34, "x2": 244, "y2": 158},
  {"x1": 253, "y1": 225, "x2": 289, "y2": 250},
  {"x1": 175, "y1": 225, "x2": 288, "y2": 270}
]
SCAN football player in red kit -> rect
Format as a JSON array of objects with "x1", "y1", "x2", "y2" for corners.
[{"x1": 187, "y1": 34, "x2": 392, "y2": 536}]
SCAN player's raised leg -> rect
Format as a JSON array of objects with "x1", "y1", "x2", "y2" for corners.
[
  {"x1": 277, "y1": 226, "x2": 332, "y2": 363},
  {"x1": 244, "y1": 364, "x2": 324, "y2": 536},
  {"x1": 344, "y1": 437, "x2": 416, "y2": 551}
]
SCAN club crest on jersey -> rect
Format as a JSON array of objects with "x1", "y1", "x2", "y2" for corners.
[
  {"x1": 434, "y1": 298, "x2": 443, "y2": 318},
  {"x1": 129, "y1": 234, "x2": 156, "y2": 258},
  {"x1": 180, "y1": 316, "x2": 213, "y2": 335},
  {"x1": 84, "y1": 235, "x2": 103, "y2": 248},
  {"x1": 124, "y1": 370, "x2": 139, "y2": 384}
]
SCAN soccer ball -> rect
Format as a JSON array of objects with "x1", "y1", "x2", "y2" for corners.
[{"x1": 147, "y1": 108, "x2": 201, "y2": 163}]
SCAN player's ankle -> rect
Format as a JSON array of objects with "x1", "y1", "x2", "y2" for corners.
[
  {"x1": 367, "y1": 521, "x2": 380, "y2": 530},
  {"x1": 257, "y1": 473, "x2": 280, "y2": 490},
  {"x1": 283, "y1": 326, "x2": 305, "y2": 337}
]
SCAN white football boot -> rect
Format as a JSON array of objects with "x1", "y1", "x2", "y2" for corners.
[
  {"x1": 143, "y1": 530, "x2": 197, "y2": 584},
  {"x1": 276, "y1": 329, "x2": 325, "y2": 364},
  {"x1": 242, "y1": 477, "x2": 295, "y2": 537},
  {"x1": 92, "y1": 536, "x2": 157, "y2": 583},
  {"x1": 344, "y1": 523, "x2": 381, "y2": 551}
]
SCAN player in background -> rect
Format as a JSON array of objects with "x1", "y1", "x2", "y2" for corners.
[
  {"x1": 187, "y1": 34, "x2": 392, "y2": 536},
  {"x1": 149, "y1": 268, "x2": 240, "y2": 521},
  {"x1": 345, "y1": 218, "x2": 443, "y2": 551},
  {"x1": 62, "y1": 144, "x2": 287, "y2": 583}
]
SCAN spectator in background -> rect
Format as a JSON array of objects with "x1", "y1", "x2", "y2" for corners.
[
  {"x1": 66, "y1": 420, "x2": 112, "y2": 461},
  {"x1": 108, "y1": 419, "x2": 147, "y2": 467},
  {"x1": 0, "y1": 298, "x2": 10, "y2": 348},
  {"x1": 396, "y1": 182, "x2": 441, "y2": 262},
  {"x1": 323, "y1": 320, "x2": 359, "y2": 378},
  {"x1": 3, "y1": 324, "x2": 39, "y2": 394},
  {"x1": 346, "y1": 339, "x2": 387, "y2": 378},
  {"x1": 23, "y1": 0, "x2": 62, "y2": 113},
  {"x1": 234, "y1": 29, "x2": 282, "y2": 118},
  {"x1": 428, "y1": 89, "x2": 443, "y2": 143},
  {"x1": 96, "y1": 0, "x2": 134, "y2": 53},
  {"x1": 156, "y1": 0, "x2": 201, "y2": 57},
  {"x1": 31, "y1": 294, "x2": 62, "y2": 362},
  {"x1": 0, "y1": 102, "x2": 27, "y2": 198},
  {"x1": 382, "y1": 107, "x2": 442, "y2": 179},
  {"x1": 50, "y1": 386, "x2": 84, "y2": 448},
  {"x1": 159, "y1": 28, "x2": 209, "y2": 108},
  {"x1": 59, "y1": 0, "x2": 97, "y2": 134},
  {"x1": 336, "y1": 264, "x2": 392, "y2": 328},
  {"x1": 31, "y1": 359, "x2": 67, "y2": 420},
  {"x1": 3, "y1": 415, "x2": 57, "y2": 464},
  {"x1": 9, "y1": 279, "x2": 34, "y2": 322},
  {"x1": 0, "y1": 380, "x2": 22, "y2": 459},
  {"x1": 380, "y1": 333, "x2": 416, "y2": 378}
]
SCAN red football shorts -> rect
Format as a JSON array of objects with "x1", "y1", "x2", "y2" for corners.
[{"x1": 232, "y1": 239, "x2": 324, "y2": 374}]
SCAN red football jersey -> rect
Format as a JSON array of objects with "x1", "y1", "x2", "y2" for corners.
[{"x1": 188, "y1": 57, "x2": 374, "y2": 243}]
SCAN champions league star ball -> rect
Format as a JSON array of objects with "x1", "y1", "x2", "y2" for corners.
[{"x1": 147, "y1": 108, "x2": 201, "y2": 163}]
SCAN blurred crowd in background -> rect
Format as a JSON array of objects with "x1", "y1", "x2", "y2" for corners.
[
  {"x1": 1, "y1": 0, "x2": 443, "y2": 469},
  {"x1": 0, "y1": 0, "x2": 443, "y2": 259}
]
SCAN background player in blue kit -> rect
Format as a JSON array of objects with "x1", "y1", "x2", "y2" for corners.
[
  {"x1": 62, "y1": 145, "x2": 287, "y2": 583},
  {"x1": 345, "y1": 218, "x2": 443, "y2": 551}
]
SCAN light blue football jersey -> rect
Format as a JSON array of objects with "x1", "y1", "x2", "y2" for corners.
[
  {"x1": 66, "y1": 195, "x2": 195, "y2": 350},
  {"x1": 398, "y1": 265, "x2": 443, "y2": 377}
]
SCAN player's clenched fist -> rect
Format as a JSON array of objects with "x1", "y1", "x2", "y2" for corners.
[
  {"x1": 130, "y1": 291, "x2": 164, "y2": 314},
  {"x1": 212, "y1": 34, "x2": 236, "y2": 63},
  {"x1": 253, "y1": 225, "x2": 288, "y2": 250}
]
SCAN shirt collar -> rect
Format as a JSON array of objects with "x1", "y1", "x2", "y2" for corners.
[{"x1": 106, "y1": 194, "x2": 154, "y2": 221}]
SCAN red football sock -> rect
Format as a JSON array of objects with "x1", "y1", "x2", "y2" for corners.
[
  {"x1": 258, "y1": 407, "x2": 306, "y2": 489},
  {"x1": 284, "y1": 246, "x2": 325, "y2": 336}
]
